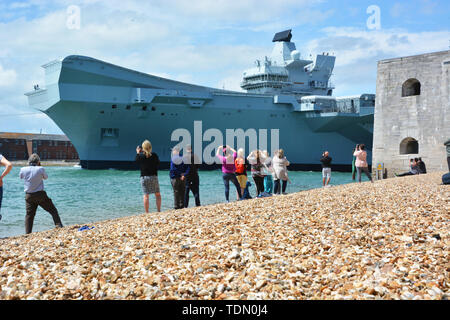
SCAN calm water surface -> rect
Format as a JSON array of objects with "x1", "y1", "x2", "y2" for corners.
[{"x1": 0, "y1": 166, "x2": 367, "y2": 238}]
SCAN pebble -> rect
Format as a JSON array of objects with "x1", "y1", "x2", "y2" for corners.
[{"x1": 0, "y1": 172, "x2": 447, "y2": 300}]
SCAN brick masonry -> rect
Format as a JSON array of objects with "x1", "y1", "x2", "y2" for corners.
[
  {"x1": 372, "y1": 50, "x2": 450, "y2": 177},
  {"x1": 0, "y1": 133, "x2": 79, "y2": 161}
]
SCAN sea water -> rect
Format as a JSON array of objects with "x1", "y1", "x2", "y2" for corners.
[{"x1": 0, "y1": 166, "x2": 366, "y2": 238}]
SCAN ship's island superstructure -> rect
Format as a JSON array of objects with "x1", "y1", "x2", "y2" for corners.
[{"x1": 25, "y1": 29, "x2": 374, "y2": 170}]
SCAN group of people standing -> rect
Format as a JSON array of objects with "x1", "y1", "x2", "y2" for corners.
[
  {"x1": 135, "y1": 140, "x2": 292, "y2": 213},
  {"x1": 216, "y1": 146, "x2": 291, "y2": 202},
  {"x1": 135, "y1": 140, "x2": 200, "y2": 212}
]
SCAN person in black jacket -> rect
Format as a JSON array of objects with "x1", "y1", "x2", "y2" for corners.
[
  {"x1": 135, "y1": 140, "x2": 161, "y2": 213},
  {"x1": 320, "y1": 151, "x2": 332, "y2": 187},
  {"x1": 417, "y1": 157, "x2": 427, "y2": 174},
  {"x1": 183, "y1": 145, "x2": 201, "y2": 207}
]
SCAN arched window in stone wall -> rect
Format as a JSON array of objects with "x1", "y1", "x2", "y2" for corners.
[
  {"x1": 402, "y1": 78, "x2": 421, "y2": 97},
  {"x1": 400, "y1": 137, "x2": 419, "y2": 154}
]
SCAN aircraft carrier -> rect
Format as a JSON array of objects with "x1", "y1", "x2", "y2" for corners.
[{"x1": 25, "y1": 30, "x2": 374, "y2": 170}]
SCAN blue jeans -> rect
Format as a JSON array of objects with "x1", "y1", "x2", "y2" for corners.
[
  {"x1": 223, "y1": 173, "x2": 242, "y2": 201},
  {"x1": 0, "y1": 186, "x2": 3, "y2": 212},
  {"x1": 264, "y1": 175, "x2": 273, "y2": 193},
  {"x1": 274, "y1": 179, "x2": 287, "y2": 194}
]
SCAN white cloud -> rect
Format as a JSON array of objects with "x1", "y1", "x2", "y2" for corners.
[
  {"x1": 303, "y1": 27, "x2": 450, "y2": 95},
  {"x1": 0, "y1": 64, "x2": 17, "y2": 87}
]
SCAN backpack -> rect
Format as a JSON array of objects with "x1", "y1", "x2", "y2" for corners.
[{"x1": 442, "y1": 172, "x2": 450, "y2": 185}]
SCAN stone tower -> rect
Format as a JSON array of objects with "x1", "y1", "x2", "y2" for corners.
[{"x1": 372, "y1": 50, "x2": 450, "y2": 177}]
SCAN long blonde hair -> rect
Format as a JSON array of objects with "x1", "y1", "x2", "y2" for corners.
[
  {"x1": 278, "y1": 149, "x2": 284, "y2": 158},
  {"x1": 142, "y1": 140, "x2": 152, "y2": 158}
]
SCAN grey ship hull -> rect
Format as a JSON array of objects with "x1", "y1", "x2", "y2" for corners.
[{"x1": 26, "y1": 55, "x2": 374, "y2": 170}]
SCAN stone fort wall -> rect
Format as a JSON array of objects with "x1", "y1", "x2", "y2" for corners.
[{"x1": 372, "y1": 50, "x2": 450, "y2": 177}]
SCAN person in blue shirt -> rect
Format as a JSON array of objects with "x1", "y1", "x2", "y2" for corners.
[
  {"x1": 170, "y1": 147, "x2": 187, "y2": 209},
  {"x1": 19, "y1": 153, "x2": 63, "y2": 234}
]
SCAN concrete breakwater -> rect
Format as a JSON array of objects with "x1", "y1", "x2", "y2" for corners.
[{"x1": 0, "y1": 172, "x2": 448, "y2": 300}]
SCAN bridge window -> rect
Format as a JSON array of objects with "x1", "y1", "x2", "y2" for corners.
[
  {"x1": 402, "y1": 79, "x2": 421, "y2": 97},
  {"x1": 400, "y1": 137, "x2": 419, "y2": 154}
]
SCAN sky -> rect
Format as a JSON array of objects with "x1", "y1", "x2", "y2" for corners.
[{"x1": 0, "y1": 0, "x2": 449, "y2": 134}]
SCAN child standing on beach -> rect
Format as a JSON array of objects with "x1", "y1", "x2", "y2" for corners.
[
  {"x1": 235, "y1": 148, "x2": 248, "y2": 200},
  {"x1": 262, "y1": 150, "x2": 273, "y2": 194}
]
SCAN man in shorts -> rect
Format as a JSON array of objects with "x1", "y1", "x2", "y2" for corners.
[{"x1": 320, "y1": 151, "x2": 332, "y2": 187}]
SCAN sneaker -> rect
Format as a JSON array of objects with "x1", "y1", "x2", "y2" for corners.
[
  {"x1": 282, "y1": 192, "x2": 288, "y2": 195},
  {"x1": 55, "y1": 223, "x2": 63, "y2": 229}
]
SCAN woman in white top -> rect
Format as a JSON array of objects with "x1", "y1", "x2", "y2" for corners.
[
  {"x1": 353, "y1": 144, "x2": 373, "y2": 183},
  {"x1": 272, "y1": 149, "x2": 290, "y2": 194}
]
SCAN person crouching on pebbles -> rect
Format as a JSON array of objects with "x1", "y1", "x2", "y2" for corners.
[{"x1": 19, "y1": 154, "x2": 63, "y2": 234}]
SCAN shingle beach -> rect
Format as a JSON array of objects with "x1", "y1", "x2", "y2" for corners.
[{"x1": 0, "y1": 172, "x2": 448, "y2": 300}]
